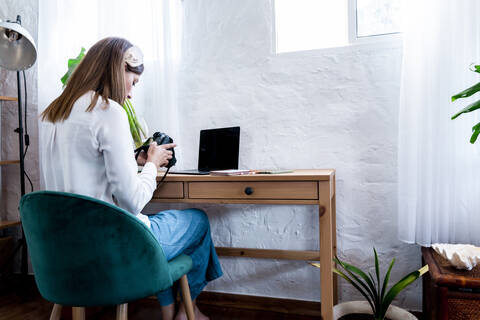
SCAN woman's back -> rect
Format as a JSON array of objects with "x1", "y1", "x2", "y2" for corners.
[
  {"x1": 39, "y1": 90, "x2": 156, "y2": 225},
  {"x1": 41, "y1": 92, "x2": 106, "y2": 199}
]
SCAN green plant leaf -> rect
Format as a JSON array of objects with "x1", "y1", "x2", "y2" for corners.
[
  {"x1": 452, "y1": 82, "x2": 480, "y2": 102},
  {"x1": 470, "y1": 122, "x2": 480, "y2": 144},
  {"x1": 367, "y1": 271, "x2": 382, "y2": 311},
  {"x1": 368, "y1": 271, "x2": 375, "y2": 285},
  {"x1": 334, "y1": 257, "x2": 377, "y2": 298},
  {"x1": 380, "y1": 265, "x2": 429, "y2": 319},
  {"x1": 333, "y1": 268, "x2": 376, "y2": 313},
  {"x1": 374, "y1": 248, "x2": 381, "y2": 302},
  {"x1": 451, "y1": 99, "x2": 480, "y2": 120},
  {"x1": 126, "y1": 98, "x2": 147, "y2": 138},
  {"x1": 60, "y1": 47, "x2": 86, "y2": 87},
  {"x1": 334, "y1": 256, "x2": 379, "y2": 311},
  {"x1": 122, "y1": 100, "x2": 142, "y2": 147},
  {"x1": 121, "y1": 98, "x2": 148, "y2": 148},
  {"x1": 381, "y1": 258, "x2": 395, "y2": 301},
  {"x1": 470, "y1": 64, "x2": 480, "y2": 73}
]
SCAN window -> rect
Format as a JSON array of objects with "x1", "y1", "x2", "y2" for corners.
[
  {"x1": 356, "y1": 0, "x2": 402, "y2": 38},
  {"x1": 274, "y1": 0, "x2": 349, "y2": 53},
  {"x1": 274, "y1": 0, "x2": 403, "y2": 54}
]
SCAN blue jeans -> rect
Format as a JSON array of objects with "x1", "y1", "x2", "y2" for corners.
[{"x1": 148, "y1": 208, "x2": 223, "y2": 306}]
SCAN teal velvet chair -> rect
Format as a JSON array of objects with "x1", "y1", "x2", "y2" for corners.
[{"x1": 19, "y1": 191, "x2": 195, "y2": 320}]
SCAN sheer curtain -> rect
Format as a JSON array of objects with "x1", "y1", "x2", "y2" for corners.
[
  {"x1": 38, "y1": 0, "x2": 183, "y2": 150},
  {"x1": 398, "y1": 0, "x2": 480, "y2": 246}
]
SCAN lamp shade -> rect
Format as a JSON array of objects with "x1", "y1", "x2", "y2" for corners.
[{"x1": 0, "y1": 19, "x2": 37, "y2": 71}]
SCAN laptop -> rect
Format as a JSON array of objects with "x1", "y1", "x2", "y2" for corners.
[{"x1": 170, "y1": 126, "x2": 240, "y2": 175}]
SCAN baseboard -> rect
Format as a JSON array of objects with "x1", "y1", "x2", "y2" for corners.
[
  {"x1": 195, "y1": 292, "x2": 424, "y2": 319},
  {"x1": 196, "y1": 291, "x2": 322, "y2": 317}
]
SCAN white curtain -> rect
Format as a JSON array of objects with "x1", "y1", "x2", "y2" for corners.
[
  {"x1": 38, "y1": 0, "x2": 183, "y2": 146},
  {"x1": 398, "y1": 0, "x2": 480, "y2": 246}
]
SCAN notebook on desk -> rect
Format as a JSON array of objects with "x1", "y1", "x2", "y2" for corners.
[{"x1": 169, "y1": 126, "x2": 240, "y2": 175}]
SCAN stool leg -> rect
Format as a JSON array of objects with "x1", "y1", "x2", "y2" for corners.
[
  {"x1": 72, "y1": 307, "x2": 85, "y2": 320},
  {"x1": 116, "y1": 303, "x2": 128, "y2": 320},
  {"x1": 180, "y1": 274, "x2": 195, "y2": 320},
  {"x1": 49, "y1": 304, "x2": 62, "y2": 320}
]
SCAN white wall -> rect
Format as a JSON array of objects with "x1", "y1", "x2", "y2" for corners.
[
  {"x1": 146, "y1": 0, "x2": 422, "y2": 310},
  {"x1": 0, "y1": 0, "x2": 39, "y2": 270}
]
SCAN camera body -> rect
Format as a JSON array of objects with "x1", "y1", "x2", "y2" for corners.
[{"x1": 134, "y1": 132, "x2": 176, "y2": 168}]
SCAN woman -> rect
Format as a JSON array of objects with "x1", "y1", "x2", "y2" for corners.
[{"x1": 39, "y1": 37, "x2": 222, "y2": 320}]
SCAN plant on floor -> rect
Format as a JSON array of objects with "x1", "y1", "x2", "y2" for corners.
[
  {"x1": 333, "y1": 248, "x2": 429, "y2": 320},
  {"x1": 60, "y1": 47, "x2": 147, "y2": 147},
  {"x1": 451, "y1": 64, "x2": 480, "y2": 143}
]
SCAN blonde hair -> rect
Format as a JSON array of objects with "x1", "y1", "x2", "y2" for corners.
[{"x1": 41, "y1": 37, "x2": 144, "y2": 123}]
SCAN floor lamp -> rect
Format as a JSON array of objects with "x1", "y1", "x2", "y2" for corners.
[{"x1": 0, "y1": 15, "x2": 37, "y2": 276}]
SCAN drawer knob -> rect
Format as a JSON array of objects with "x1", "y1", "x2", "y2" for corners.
[{"x1": 244, "y1": 187, "x2": 254, "y2": 195}]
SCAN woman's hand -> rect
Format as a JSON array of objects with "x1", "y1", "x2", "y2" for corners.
[{"x1": 146, "y1": 142, "x2": 177, "y2": 168}]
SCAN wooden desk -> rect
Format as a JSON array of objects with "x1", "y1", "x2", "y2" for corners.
[{"x1": 152, "y1": 169, "x2": 337, "y2": 320}]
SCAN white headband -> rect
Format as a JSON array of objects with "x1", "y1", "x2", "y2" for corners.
[{"x1": 124, "y1": 46, "x2": 144, "y2": 67}]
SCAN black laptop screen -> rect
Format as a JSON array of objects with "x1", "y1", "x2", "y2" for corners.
[{"x1": 198, "y1": 127, "x2": 240, "y2": 171}]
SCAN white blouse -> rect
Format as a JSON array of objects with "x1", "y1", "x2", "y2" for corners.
[{"x1": 39, "y1": 91, "x2": 155, "y2": 228}]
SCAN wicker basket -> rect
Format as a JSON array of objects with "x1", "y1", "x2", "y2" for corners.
[{"x1": 422, "y1": 247, "x2": 480, "y2": 320}]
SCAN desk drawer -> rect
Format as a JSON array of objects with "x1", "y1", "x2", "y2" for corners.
[
  {"x1": 153, "y1": 182, "x2": 184, "y2": 199},
  {"x1": 188, "y1": 181, "x2": 318, "y2": 200}
]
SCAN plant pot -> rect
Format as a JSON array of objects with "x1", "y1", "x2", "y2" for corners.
[{"x1": 333, "y1": 301, "x2": 417, "y2": 320}]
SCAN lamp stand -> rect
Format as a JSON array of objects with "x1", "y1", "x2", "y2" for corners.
[
  {"x1": 0, "y1": 13, "x2": 36, "y2": 294},
  {"x1": 16, "y1": 71, "x2": 25, "y2": 196},
  {"x1": 15, "y1": 71, "x2": 28, "y2": 277}
]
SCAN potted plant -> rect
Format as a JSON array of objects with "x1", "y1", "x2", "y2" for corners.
[
  {"x1": 327, "y1": 248, "x2": 428, "y2": 320},
  {"x1": 61, "y1": 47, "x2": 147, "y2": 147},
  {"x1": 451, "y1": 64, "x2": 480, "y2": 143}
]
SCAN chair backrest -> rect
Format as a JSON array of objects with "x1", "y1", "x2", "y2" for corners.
[{"x1": 20, "y1": 191, "x2": 172, "y2": 307}]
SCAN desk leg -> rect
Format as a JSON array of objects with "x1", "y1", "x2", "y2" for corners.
[
  {"x1": 319, "y1": 181, "x2": 334, "y2": 320},
  {"x1": 332, "y1": 189, "x2": 338, "y2": 305}
]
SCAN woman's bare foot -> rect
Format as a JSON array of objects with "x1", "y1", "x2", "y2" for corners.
[
  {"x1": 174, "y1": 301, "x2": 209, "y2": 320},
  {"x1": 161, "y1": 303, "x2": 175, "y2": 320}
]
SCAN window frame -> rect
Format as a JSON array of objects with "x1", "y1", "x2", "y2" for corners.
[{"x1": 348, "y1": 0, "x2": 402, "y2": 45}]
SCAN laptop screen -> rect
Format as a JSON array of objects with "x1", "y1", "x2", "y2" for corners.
[{"x1": 198, "y1": 126, "x2": 240, "y2": 171}]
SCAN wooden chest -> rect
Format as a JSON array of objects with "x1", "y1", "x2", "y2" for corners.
[{"x1": 422, "y1": 247, "x2": 480, "y2": 320}]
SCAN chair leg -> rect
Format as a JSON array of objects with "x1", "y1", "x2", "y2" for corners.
[
  {"x1": 49, "y1": 304, "x2": 62, "y2": 320},
  {"x1": 116, "y1": 303, "x2": 128, "y2": 320},
  {"x1": 180, "y1": 274, "x2": 195, "y2": 320},
  {"x1": 72, "y1": 307, "x2": 85, "y2": 320}
]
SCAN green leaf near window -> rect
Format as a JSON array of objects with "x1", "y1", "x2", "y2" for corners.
[
  {"x1": 60, "y1": 47, "x2": 86, "y2": 88},
  {"x1": 452, "y1": 65, "x2": 480, "y2": 144},
  {"x1": 472, "y1": 64, "x2": 480, "y2": 74}
]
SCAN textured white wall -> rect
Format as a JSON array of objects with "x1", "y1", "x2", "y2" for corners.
[
  {"x1": 145, "y1": 0, "x2": 422, "y2": 311},
  {"x1": 0, "y1": 0, "x2": 39, "y2": 263}
]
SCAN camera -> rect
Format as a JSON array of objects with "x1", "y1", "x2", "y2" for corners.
[{"x1": 134, "y1": 132, "x2": 176, "y2": 168}]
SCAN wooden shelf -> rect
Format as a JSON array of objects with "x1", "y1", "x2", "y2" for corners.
[
  {"x1": 0, "y1": 96, "x2": 17, "y2": 102},
  {"x1": 0, "y1": 220, "x2": 21, "y2": 230},
  {"x1": 0, "y1": 160, "x2": 20, "y2": 166}
]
